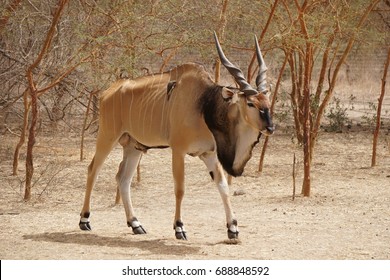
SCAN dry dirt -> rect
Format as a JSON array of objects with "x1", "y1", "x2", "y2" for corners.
[{"x1": 0, "y1": 129, "x2": 389, "y2": 260}]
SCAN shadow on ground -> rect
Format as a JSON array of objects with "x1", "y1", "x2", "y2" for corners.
[{"x1": 23, "y1": 231, "x2": 201, "y2": 256}]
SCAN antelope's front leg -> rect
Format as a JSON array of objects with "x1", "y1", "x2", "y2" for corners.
[
  {"x1": 172, "y1": 150, "x2": 187, "y2": 240},
  {"x1": 200, "y1": 152, "x2": 239, "y2": 239}
]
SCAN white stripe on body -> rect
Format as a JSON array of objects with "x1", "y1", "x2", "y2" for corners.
[
  {"x1": 145, "y1": 74, "x2": 164, "y2": 139},
  {"x1": 129, "y1": 81, "x2": 134, "y2": 134},
  {"x1": 160, "y1": 86, "x2": 168, "y2": 138}
]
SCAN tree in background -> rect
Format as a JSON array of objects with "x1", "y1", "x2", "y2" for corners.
[
  {"x1": 268, "y1": 0, "x2": 381, "y2": 196},
  {"x1": 0, "y1": 0, "x2": 388, "y2": 200},
  {"x1": 372, "y1": 47, "x2": 390, "y2": 167},
  {"x1": 7, "y1": 0, "x2": 117, "y2": 199}
]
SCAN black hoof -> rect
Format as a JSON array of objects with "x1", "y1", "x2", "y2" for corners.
[
  {"x1": 128, "y1": 218, "x2": 146, "y2": 235},
  {"x1": 175, "y1": 231, "x2": 187, "y2": 240},
  {"x1": 174, "y1": 221, "x2": 187, "y2": 240},
  {"x1": 79, "y1": 221, "x2": 91, "y2": 231},
  {"x1": 227, "y1": 229, "x2": 239, "y2": 239},
  {"x1": 132, "y1": 225, "x2": 147, "y2": 235}
]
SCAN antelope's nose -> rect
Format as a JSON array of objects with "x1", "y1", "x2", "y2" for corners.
[{"x1": 266, "y1": 126, "x2": 274, "y2": 134}]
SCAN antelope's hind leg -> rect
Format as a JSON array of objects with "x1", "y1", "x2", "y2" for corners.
[
  {"x1": 199, "y1": 152, "x2": 239, "y2": 239},
  {"x1": 116, "y1": 136, "x2": 146, "y2": 235}
]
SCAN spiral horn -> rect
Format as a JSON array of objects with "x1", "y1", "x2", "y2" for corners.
[{"x1": 214, "y1": 31, "x2": 258, "y2": 96}]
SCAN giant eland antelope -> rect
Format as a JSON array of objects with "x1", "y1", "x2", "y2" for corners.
[{"x1": 79, "y1": 32, "x2": 274, "y2": 240}]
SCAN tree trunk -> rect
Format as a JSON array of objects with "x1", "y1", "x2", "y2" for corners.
[
  {"x1": 22, "y1": 0, "x2": 69, "y2": 200},
  {"x1": 372, "y1": 47, "x2": 390, "y2": 167},
  {"x1": 301, "y1": 61, "x2": 312, "y2": 197},
  {"x1": 296, "y1": 0, "x2": 313, "y2": 197},
  {"x1": 13, "y1": 89, "x2": 30, "y2": 175},
  {"x1": 24, "y1": 90, "x2": 38, "y2": 201}
]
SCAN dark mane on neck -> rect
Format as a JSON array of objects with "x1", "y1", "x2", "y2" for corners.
[{"x1": 198, "y1": 85, "x2": 237, "y2": 176}]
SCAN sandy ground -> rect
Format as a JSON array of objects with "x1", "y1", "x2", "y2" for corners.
[{"x1": 0, "y1": 128, "x2": 389, "y2": 260}]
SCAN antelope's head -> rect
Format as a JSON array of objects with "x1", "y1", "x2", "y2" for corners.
[{"x1": 214, "y1": 32, "x2": 274, "y2": 136}]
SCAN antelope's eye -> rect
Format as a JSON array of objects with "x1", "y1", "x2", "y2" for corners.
[{"x1": 247, "y1": 102, "x2": 255, "y2": 108}]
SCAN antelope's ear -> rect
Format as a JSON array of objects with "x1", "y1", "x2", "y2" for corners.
[{"x1": 221, "y1": 87, "x2": 239, "y2": 104}]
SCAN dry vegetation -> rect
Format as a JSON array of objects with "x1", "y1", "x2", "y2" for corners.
[{"x1": 1, "y1": 0, "x2": 389, "y2": 260}]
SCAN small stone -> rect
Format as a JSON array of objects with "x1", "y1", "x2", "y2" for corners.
[{"x1": 233, "y1": 190, "x2": 246, "y2": 196}]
